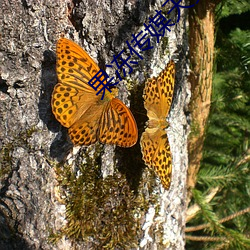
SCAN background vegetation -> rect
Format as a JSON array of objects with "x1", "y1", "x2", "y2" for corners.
[{"x1": 186, "y1": 0, "x2": 250, "y2": 249}]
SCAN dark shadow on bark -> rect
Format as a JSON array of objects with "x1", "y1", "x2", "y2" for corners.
[
  {"x1": 114, "y1": 0, "x2": 157, "y2": 47},
  {"x1": 116, "y1": 82, "x2": 146, "y2": 191},
  {"x1": 39, "y1": 50, "x2": 73, "y2": 161},
  {"x1": 0, "y1": 210, "x2": 32, "y2": 250},
  {"x1": 0, "y1": 77, "x2": 8, "y2": 94},
  {"x1": 49, "y1": 129, "x2": 73, "y2": 161},
  {"x1": 39, "y1": 50, "x2": 57, "y2": 131}
]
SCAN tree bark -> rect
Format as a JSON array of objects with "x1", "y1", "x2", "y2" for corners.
[
  {"x1": 187, "y1": 0, "x2": 219, "y2": 204},
  {"x1": 0, "y1": 0, "x2": 190, "y2": 249}
]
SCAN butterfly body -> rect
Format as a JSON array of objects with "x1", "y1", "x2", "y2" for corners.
[
  {"x1": 147, "y1": 117, "x2": 169, "y2": 130},
  {"x1": 140, "y1": 61, "x2": 175, "y2": 190},
  {"x1": 52, "y1": 38, "x2": 138, "y2": 147}
]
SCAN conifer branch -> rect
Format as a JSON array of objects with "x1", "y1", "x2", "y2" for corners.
[
  {"x1": 186, "y1": 187, "x2": 219, "y2": 222},
  {"x1": 236, "y1": 149, "x2": 250, "y2": 168},
  {"x1": 185, "y1": 235, "x2": 227, "y2": 242},
  {"x1": 186, "y1": 206, "x2": 250, "y2": 232}
]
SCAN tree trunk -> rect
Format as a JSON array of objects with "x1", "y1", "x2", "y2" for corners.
[
  {"x1": 0, "y1": 0, "x2": 190, "y2": 249},
  {"x1": 187, "y1": 0, "x2": 220, "y2": 204}
]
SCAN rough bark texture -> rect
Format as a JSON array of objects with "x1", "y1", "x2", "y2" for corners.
[
  {"x1": 187, "y1": 0, "x2": 219, "y2": 203},
  {"x1": 0, "y1": 0, "x2": 190, "y2": 249}
]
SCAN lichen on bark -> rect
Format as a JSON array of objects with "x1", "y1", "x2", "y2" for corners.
[{"x1": 0, "y1": 0, "x2": 190, "y2": 249}]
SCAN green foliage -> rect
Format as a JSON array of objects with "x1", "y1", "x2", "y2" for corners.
[
  {"x1": 192, "y1": 189, "x2": 225, "y2": 233},
  {"x1": 219, "y1": 0, "x2": 250, "y2": 17},
  {"x1": 187, "y1": 1, "x2": 250, "y2": 249}
]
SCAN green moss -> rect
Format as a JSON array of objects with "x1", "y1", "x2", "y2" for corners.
[
  {"x1": 0, "y1": 126, "x2": 38, "y2": 178},
  {"x1": 0, "y1": 144, "x2": 13, "y2": 178},
  {"x1": 189, "y1": 120, "x2": 201, "y2": 139},
  {"x1": 25, "y1": 126, "x2": 38, "y2": 138},
  {"x1": 161, "y1": 37, "x2": 170, "y2": 56},
  {"x1": 123, "y1": 78, "x2": 139, "y2": 91},
  {"x1": 51, "y1": 149, "x2": 157, "y2": 248}
]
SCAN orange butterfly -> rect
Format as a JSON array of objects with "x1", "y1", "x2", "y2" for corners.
[
  {"x1": 140, "y1": 61, "x2": 175, "y2": 189},
  {"x1": 51, "y1": 38, "x2": 138, "y2": 147}
]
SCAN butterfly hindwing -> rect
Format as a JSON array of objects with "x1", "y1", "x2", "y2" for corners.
[
  {"x1": 98, "y1": 98, "x2": 138, "y2": 147},
  {"x1": 141, "y1": 128, "x2": 172, "y2": 190}
]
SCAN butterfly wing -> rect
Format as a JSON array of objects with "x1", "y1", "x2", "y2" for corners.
[
  {"x1": 140, "y1": 128, "x2": 172, "y2": 190},
  {"x1": 68, "y1": 102, "x2": 105, "y2": 145},
  {"x1": 52, "y1": 38, "x2": 104, "y2": 128},
  {"x1": 143, "y1": 60, "x2": 175, "y2": 120},
  {"x1": 140, "y1": 60, "x2": 175, "y2": 189},
  {"x1": 56, "y1": 38, "x2": 102, "y2": 93},
  {"x1": 98, "y1": 98, "x2": 138, "y2": 147},
  {"x1": 52, "y1": 38, "x2": 138, "y2": 147},
  {"x1": 52, "y1": 83, "x2": 98, "y2": 128}
]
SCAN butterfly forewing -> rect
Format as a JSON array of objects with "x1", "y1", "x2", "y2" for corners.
[
  {"x1": 143, "y1": 60, "x2": 175, "y2": 119},
  {"x1": 52, "y1": 83, "x2": 79, "y2": 127},
  {"x1": 56, "y1": 38, "x2": 104, "y2": 93}
]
